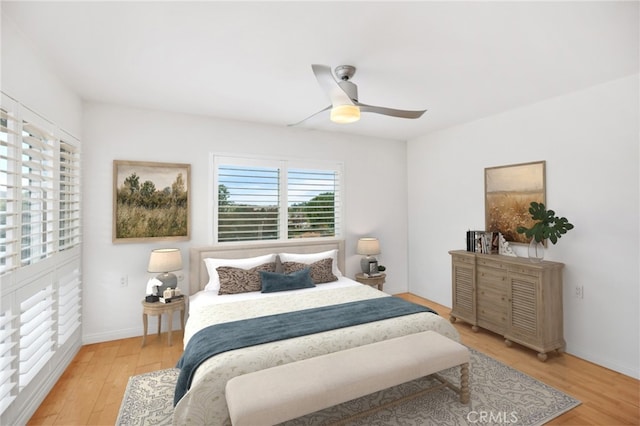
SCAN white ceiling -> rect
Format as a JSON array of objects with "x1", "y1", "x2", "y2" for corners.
[{"x1": 2, "y1": 1, "x2": 638, "y2": 141}]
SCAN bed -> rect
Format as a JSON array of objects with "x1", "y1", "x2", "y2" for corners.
[{"x1": 173, "y1": 239, "x2": 460, "y2": 425}]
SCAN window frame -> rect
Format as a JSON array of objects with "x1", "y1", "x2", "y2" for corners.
[
  {"x1": 0, "y1": 93, "x2": 81, "y2": 275},
  {"x1": 211, "y1": 154, "x2": 343, "y2": 244}
]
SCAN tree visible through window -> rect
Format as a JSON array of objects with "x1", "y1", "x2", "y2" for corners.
[{"x1": 287, "y1": 169, "x2": 338, "y2": 238}]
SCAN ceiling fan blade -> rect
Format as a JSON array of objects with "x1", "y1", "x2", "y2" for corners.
[
  {"x1": 355, "y1": 102, "x2": 427, "y2": 119},
  {"x1": 287, "y1": 105, "x2": 331, "y2": 127},
  {"x1": 311, "y1": 64, "x2": 354, "y2": 107}
]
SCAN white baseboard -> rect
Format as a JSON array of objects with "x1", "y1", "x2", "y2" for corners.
[
  {"x1": 82, "y1": 326, "x2": 142, "y2": 345},
  {"x1": 567, "y1": 345, "x2": 639, "y2": 379}
]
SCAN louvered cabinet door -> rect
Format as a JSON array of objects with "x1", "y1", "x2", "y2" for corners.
[
  {"x1": 449, "y1": 253, "x2": 477, "y2": 329},
  {"x1": 505, "y1": 264, "x2": 565, "y2": 362},
  {"x1": 506, "y1": 272, "x2": 540, "y2": 346}
]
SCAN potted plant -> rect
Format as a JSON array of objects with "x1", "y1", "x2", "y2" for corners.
[{"x1": 516, "y1": 202, "x2": 574, "y2": 261}]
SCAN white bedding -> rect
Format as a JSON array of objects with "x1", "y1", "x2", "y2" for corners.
[{"x1": 173, "y1": 279, "x2": 460, "y2": 425}]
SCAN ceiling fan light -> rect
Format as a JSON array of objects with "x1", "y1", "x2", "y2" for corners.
[{"x1": 330, "y1": 104, "x2": 360, "y2": 124}]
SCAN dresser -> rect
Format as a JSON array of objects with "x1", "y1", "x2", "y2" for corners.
[{"x1": 449, "y1": 250, "x2": 565, "y2": 361}]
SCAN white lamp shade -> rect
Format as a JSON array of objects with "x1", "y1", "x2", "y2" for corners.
[
  {"x1": 357, "y1": 238, "x2": 380, "y2": 256},
  {"x1": 148, "y1": 248, "x2": 182, "y2": 273}
]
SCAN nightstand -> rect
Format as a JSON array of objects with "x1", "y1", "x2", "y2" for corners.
[
  {"x1": 141, "y1": 298, "x2": 185, "y2": 347},
  {"x1": 355, "y1": 272, "x2": 386, "y2": 291}
]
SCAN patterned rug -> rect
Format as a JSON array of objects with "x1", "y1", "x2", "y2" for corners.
[{"x1": 117, "y1": 348, "x2": 580, "y2": 426}]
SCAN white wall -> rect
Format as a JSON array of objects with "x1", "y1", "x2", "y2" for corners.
[
  {"x1": 81, "y1": 103, "x2": 409, "y2": 343},
  {"x1": 1, "y1": 12, "x2": 82, "y2": 136},
  {"x1": 407, "y1": 74, "x2": 640, "y2": 378}
]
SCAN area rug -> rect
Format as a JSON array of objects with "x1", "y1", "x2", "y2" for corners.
[{"x1": 117, "y1": 348, "x2": 580, "y2": 426}]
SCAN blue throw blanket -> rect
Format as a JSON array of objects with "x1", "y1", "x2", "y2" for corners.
[{"x1": 174, "y1": 297, "x2": 436, "y2": 405}]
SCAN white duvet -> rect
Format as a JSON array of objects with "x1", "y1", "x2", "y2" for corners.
[{"x1": 173, "y1": 279, "x2": 460, "y2": 425}]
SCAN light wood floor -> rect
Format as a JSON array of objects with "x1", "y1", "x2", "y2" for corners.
[{"x1": 28, "y1": 294, "x2": 639, "y2": 425}]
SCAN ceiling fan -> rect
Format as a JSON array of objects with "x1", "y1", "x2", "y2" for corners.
[{"x1": 290, "y1": 64, "x2": 427, "y2": 126}]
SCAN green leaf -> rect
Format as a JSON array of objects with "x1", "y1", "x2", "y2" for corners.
[{"x1": 515, "y1": 201, "x2": 574, "y2": 244}]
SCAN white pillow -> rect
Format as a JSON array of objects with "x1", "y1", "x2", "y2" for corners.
[
  {"x1": 278, "y1": 249, "x2": 343, "y2": 277},
  {"x1": 204, "y1": 253, "x2": 277, "y2": 293}
]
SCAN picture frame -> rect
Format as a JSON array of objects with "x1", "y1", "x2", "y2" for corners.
[
  {"x1": 485, "y1": 161, "x2": 546, "y2": 244},
  {"x1": 368, "y1": 260, "x2": 379, "y2": 275},
  {"x1": 113, "y1": 160, "x2": 191, "y2": 243}
]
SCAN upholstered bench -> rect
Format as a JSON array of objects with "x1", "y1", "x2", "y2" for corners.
[{"x1": 225, "y1": 330, "x2": 470, "y2": 426}]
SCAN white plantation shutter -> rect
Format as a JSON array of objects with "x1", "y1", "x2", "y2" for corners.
[
  {"x1": 287, "y1": 168, "x2": 341, "y2": 238},
  {"x1": 57, "y1": 268, "x2": 81, "y2": 345},
  {"x1": 19, "y1": 285, "x2": 55, "y2": 389},
  {"x1": 20, "y1": 120, "x2": 56, "y2": 266},
  {"x1": 0, "y1": 93, "x2": 82, "y2": 424},
  {"x1": 213, "y1": 156, "x2": 342, "y2": 243},
  {"x1": 0, "y1": 105, "x2": 20, "y2": 273},
  {"x1": 58, "y1": 139, "x2": 81, "y2": 251},
  {"x1": 0, "y1": 310, "x2": 18, "y2": 414},
  {"x1": 217, "y1": 163, "x2": 280, "y2": 242}
]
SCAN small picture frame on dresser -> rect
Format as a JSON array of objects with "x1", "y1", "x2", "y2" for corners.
[{"x1": 368, "y1": 260, "x2": 378, "y2": 275}]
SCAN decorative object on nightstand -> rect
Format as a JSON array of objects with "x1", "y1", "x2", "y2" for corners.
[
  {"x1": 147, "y1": 248, "x2": 182, "y2": 296},
  {"x1": 141, "y1": 297, "x2": 185, "y2": 347},
  {"x1": 357, "y1": 237, "x2": 381, "y2": 274},
  {"x1": 516, "y1": 202, "x2": 574, "y2": 263},
  {"x1": 355, "y1": 272, "x2": 386, "y2": 291}
]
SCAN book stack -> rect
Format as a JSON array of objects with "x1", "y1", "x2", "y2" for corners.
[
  {"x1": 466, "y1": 230, "x2": 499, "y2": 254},
  {"x1": 159, "y1": 294, "x2": 184, "y2": 304}
]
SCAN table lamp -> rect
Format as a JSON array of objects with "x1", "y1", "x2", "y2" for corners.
[
  {"x1": 357, "y1": 238, "x2": 380, "y2": 274},
  {"x1": 148, "y1": 248, "x2": 182, "y2": 296}
]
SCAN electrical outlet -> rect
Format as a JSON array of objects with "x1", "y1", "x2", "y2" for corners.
[
  {"x1": 574, "y1": 285, "x2": 584, "y2": 299},
  {"x1": 120, "y1": 275, "x2": 128, "y2": 287}
]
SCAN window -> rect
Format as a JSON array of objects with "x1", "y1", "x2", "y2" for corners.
[
  {"x1": 20, "y1": 121, "x2": 55, "y2": 265},
  {"x1": 213, "y1": 156, "x2": 342, "y2": 243},
  {"x1": 0, "y1": 95, "x2": 81, "y2": 275},
  {"x1": 0, "y1": 107, "x2": 19, "y2": 271},
  {"x1": 58, "y1": 141, "x2": 81, "y2": 251},
  {"x1": 0, "y1": 93, "x2": 82, "y2": 421}
]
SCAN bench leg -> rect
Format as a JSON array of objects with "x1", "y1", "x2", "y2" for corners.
[{"x1": 460, "y1": 363, "x2": 470, "y2": 404}]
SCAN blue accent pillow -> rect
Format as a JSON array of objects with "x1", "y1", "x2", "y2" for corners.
[{"x1": 260, "y1": 268, "x2": 316, "y2": 293}]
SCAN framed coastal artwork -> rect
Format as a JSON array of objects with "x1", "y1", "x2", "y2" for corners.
[
  {"x1": 484, "y1": 161, "x2": 546, "y2": 244},
  {"x1": 113, "y1": 160, "x2": 191, "y2": 243}
]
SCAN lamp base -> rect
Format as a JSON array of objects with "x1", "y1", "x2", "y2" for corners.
[
  {"x1": 360, "y1": 256, "x2": 378, "y2": 274},
  {"x1": 155, "y1": 273, "x2": 178, "y2": 296}
]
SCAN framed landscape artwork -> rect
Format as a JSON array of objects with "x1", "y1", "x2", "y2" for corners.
[
  {"x1": 485, "y1": 161, "x2": 546, "y2": 244},
  {"x1": 113, "y1": 160, "x2": 191, "y2": 243}
]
